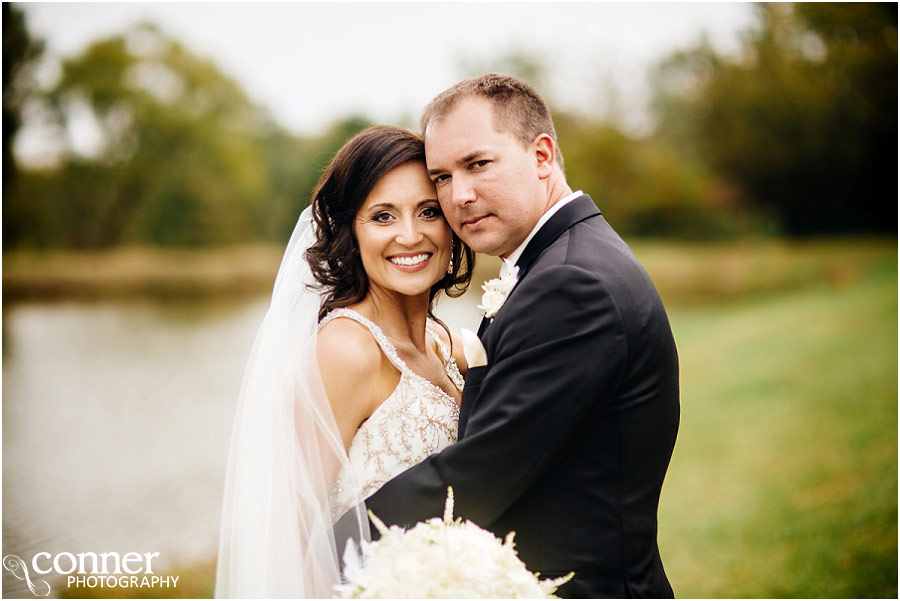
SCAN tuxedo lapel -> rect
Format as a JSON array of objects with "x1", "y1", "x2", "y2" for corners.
[
  {"x1": 498, "y1": 195, "x2": 601, "y2": 306},
  {"x1": 515, "y1": 195, "x2": 600, "y2": 277},
  {"x1": 476, "y1": 316, "x2": 490, "y2": 338}
]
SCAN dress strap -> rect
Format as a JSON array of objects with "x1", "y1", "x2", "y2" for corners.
[
  {"x1": 426, "y1": 324, "x2": 465, "y2": 392},
  {"x1": 426, "y1": 326, "x2": 452, "y2": 363},
  {"x1": 318, "y1": 308, "x2": 408, "y2": 374}
]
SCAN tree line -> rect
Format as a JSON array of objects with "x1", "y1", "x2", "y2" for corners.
[{"x1": 3, "y1": 3, "x2": 896, "y2": 250}]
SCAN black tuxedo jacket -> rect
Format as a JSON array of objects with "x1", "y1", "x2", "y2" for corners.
[{"x1": 366, "y1": 195, "x2": 680, "y2": 598}]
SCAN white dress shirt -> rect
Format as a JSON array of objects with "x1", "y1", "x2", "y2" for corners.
[{"x1": 499, "y1": 190, "x2": 583, "y2": 279}]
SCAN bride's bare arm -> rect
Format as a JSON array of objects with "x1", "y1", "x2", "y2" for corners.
[{"x1": 317, "y1": 318, "x2": 400, "y2": 451}]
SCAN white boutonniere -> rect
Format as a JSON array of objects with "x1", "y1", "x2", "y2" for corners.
[{"x1": 478, "y1": 265, "x2": 518, "y2": 319}]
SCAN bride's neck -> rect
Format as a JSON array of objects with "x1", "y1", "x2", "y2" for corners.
[{"x1": 353, "y1": 288, "x2": 431, "y2": 352}]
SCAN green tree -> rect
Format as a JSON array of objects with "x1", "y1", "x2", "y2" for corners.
[
  {"x1": 652, "y1": 3, "x2": 898, "y2": 235},
  {"x1": 8, "y1": 23, "x2": 275, "y2": 248},
  {"x1": 262, "y1": 114, "x2": 373, "y2": 241},
  {"x1": 2, "y1": 3, "x2": 42, "y2": 185},
  {"x1": 556, "y1": 111, "x2": 761, "y2": 239},
  {"x1": 5, "y1": 20, "x2": 381, "y2": 250},
  {"x1": 3, "y1": 3, "x2": 44, "y2": 247}
]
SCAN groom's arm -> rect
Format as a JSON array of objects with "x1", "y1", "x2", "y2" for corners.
[{"x1": 366, "y1": 263, "x2": 627, "y2": 528}]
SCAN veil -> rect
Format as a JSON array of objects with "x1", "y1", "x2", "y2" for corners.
[{"x1": 215, "y1": 206, "x2": 370, "y2": 598}]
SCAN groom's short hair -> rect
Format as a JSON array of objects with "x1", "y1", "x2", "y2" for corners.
[{"x1": 420, "y1": 73, "x2": 564, "y2": 170}]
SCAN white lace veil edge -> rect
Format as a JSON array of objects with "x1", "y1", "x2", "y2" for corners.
[{"x1": 215, "y1": 206, "x2": 370, "y2": 598}]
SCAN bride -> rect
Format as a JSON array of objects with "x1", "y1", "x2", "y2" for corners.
[{"x1": 215, "y1": 126, "x2": 475, "y2": 598}]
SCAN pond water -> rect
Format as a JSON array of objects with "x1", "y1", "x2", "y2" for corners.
[{"x1": 2, "y1": 293, "x2": 483, "y2": 597}]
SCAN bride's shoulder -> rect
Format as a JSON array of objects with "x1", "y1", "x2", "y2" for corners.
[
  {"x1": 318, "y1": 315, "x2": 398, "y2": 425},
  {"x1": 318, "y1": 315, "x2": 398, "y2": 448},
  {"x1": 317, "y1": 316, "x2": 383, "y2": 375}
]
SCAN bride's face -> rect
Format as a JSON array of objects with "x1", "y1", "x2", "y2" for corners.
[{"x1": 354, "y1": 161, "x2": 452, "y2": 299}]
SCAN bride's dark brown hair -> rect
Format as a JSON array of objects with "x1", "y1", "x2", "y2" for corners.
[{"x1": 305, "y1": 126, "x2": 475, "y2": 322}]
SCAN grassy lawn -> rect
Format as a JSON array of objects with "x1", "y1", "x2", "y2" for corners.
[{"x1": 658, "y1": 251, "x2": 897, "y2": 597}]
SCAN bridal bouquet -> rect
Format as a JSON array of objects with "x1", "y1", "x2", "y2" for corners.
[{"x1": 336, "y1": 488, "x2": 572, "y2": 598}]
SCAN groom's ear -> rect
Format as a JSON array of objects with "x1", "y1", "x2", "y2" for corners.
[{"x1": 533, "y1": 133, "x2": 556, "y2": 180}]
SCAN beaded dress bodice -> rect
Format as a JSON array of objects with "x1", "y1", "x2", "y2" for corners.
[{"x1": 319, "y1": 308, "x2": 463, "y2": 520}]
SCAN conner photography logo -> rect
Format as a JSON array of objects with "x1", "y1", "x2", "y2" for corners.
[{"x1": 3, "y1": 551, "x2": 177, "y2": 596}]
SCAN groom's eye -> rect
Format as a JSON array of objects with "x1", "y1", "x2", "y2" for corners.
[
  {"x1": 470, "y1": 160, "x2": 490, "y2": 170},
  {"x1": 432, "y1": 174, "x2": 450, "y2": 185}
]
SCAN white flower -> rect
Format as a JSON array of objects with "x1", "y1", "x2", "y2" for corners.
[
  {"x1": 336, "y1": 488, "x2": 573, "y2": 599},
  {"x1": 478, "y1": 268, "x2": 518, "y2": 319}
]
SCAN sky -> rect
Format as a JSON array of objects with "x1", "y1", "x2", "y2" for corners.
[{"x1": 19, "y1": 2, "x2": 757, "y2": 137}]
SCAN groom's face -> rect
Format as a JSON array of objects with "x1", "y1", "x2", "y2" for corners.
[{"x1": 424, "y1": 96, "x2": 546, "y2": 258}]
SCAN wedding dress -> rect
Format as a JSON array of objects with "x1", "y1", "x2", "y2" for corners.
[{"x1": 320, "y1": 308, "x2": 463, "y2": 522}]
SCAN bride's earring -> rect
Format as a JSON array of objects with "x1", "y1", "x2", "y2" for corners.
[{"x1": 446, "y1": 256, "x2": 453, "y2": 274}]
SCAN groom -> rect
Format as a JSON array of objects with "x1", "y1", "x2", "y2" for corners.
[{"x1": 366, "y1": 74, "x2": 680, "y2": 598}]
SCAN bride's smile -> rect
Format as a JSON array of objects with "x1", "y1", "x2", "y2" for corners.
[{"x1": 387, "y1": 251, "x2": 433, "y2": 271}]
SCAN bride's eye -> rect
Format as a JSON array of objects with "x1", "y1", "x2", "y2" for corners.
[
  {"x1": 372, "y1": 212, "x2": 394, "y2": 223},
  {"x1": 420, "y1": 206, "x2": 442, "y2": 219}
]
